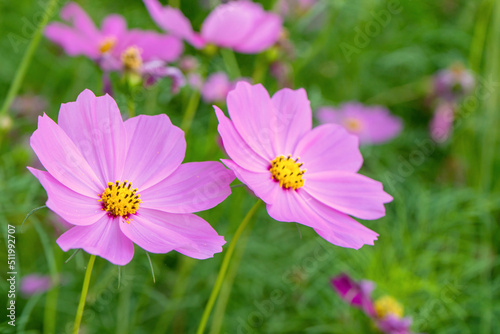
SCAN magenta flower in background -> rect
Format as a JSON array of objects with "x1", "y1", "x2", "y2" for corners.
[
  {"x1": 433, "y1": 63, "x2": 474, "y2": 103},
  {"x1": 144, "y1": 0, "x2": 283, "y2": 54},
  {"x1": 29, "y1": 89, "x2": 234, "y2": 265},
  {"x1": 331, "y1": 274, "x2": 419, "y2": 334},
  {"x1": 429, "y1": 102, "x2": 454, "y2": 143},
  {"x1": 215, "y1": 82, "x2": 392, "y2": 249},
  {"x1": 20, "y1": 274, "x2": 53, "y2": 296},
  {"x1": 316, "y1": 103, "x2": 402, "y2": 145},
  {"x1": 45, "y1": 2, "x2": 183, "y2": 78},
  {"x1": 201, "y1": 72, "x2": 233, "y2": 103},
  {"x1": 331, "y1": 273, "x2": 376, "y2": 316}
]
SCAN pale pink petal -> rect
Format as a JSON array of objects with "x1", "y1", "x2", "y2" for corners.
[
  {"x1": 57, "y1": 89, "x2": 127, "y2": 185},
  {"x1": 221, "y1": 159, "x2": 279, "y2": 204},
  {"x1": 202, "y1": 72, "x2": 232, "y2": 103},
  {"x1": 119, "y1": 211, "x2": 192, "y2": 254},
  {"x1": 304, "y1": 171, "x2": 393, "y2": 220},
  {"x1": 57, "y1": 215, "x2": 134, "y2": 265},
  {"x1": 140, "y1": 161, "x2": 234, "y2": 213},
  {"x1": 143, "y1": 0, "x2": 205, "y2": 48},
  {"x1": 101, "y1": 14, "x2": 127, "y2": 38},
  {"x1": 294, "y1": 124, "x2": 363, "y2": 174},
  {"x1": 270, "y1": 87, "x2": 312, "y2": 154},
  {"x1": 234, "y1": 13, "x2": 282, "y2": 53},
  {"x1": 214, "y1": 106, "x2": 270, "y2": 172},
  {"x1": 60, "y1": 2, "x2": 99, "y2": 37},
  {"x1": 44, "y1": 23, "x2": 100, "y2": 59},
  {"x1": 117, "y1": 30, "x2": 183, "y2": 62},
  {"x1": 123, "y1": 209, "x2": 225, "y2": 258},
  {"x1": 28, "y1": 168, "x2": 104, "y2": 226},
  {"x1": 266, "y1": 190, "x2": 378, "y2": 249},
  {"x1": 201, "y1": 2, "x2": 257, "y2": 48},
  {"x1": 226, "y1": 82, "x2": 279, "y2": 159},
  {"x1": 30, "y1": 114, "x2": 102, "y2": 197},
  {"x1": 315, "y1": 106, "x2": 342, "y2": 124},
  {"x1": 123, "y1": 114, "x2": 185, "y2": 190}
]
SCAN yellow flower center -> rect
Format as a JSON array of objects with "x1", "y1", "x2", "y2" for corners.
[
  {"x1": 121, "y1": 46, "x2": 143, "y2": 71},
  {"x1": 99, "y1": 180, "x2": 141, "y2": 222},
  {"x1": 269, "y1": 155, "x2": 306, "y2": 190},
  {"x1": 374, "y1": 295, "x2": 404, "y2": 319},
  {"x1": 343, "y1": 118, "x2": 363, "y2": 132},
  {"x1": 99, "y1": 37, "x2": 116, "y2": 54}
]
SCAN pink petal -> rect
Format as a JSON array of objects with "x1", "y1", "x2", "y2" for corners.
[
  {"x1": 58, "y1": 89, "x2": 127, "y2": 186},
  {"x1": 202, "y1": 72, "x2": 232, "y2": 103},
  {"x1": 201, "y1": 1, "x2": 257, "y2": 49},
  {"x1": 117, "y1": 30, "x2": 183, "y2": 62},
  {"x1": 221, "y1": 159, "x2": 279, "y2": 204},
  {"x1": 143, "y1": 0, "x2": 205, "y2": 48},
  {"x1": 44, "y1": 23, "x2": 100, "y2": 59},
  {"x1": 122, "y1": 209, "x2": 225, "y2": 258},
  {"x1": 28, "y1": 168, "x2": 104, "y2": 226},
  {"x1": 294, "y1": 124, "x2": 363, "y2": 174},
  {"x1": 234, "y1": 13, "x2": 282, "y2": 53},
  {"x1": 60, "y1": 2, "x2": 99, "y2": 38},
  {"x1": 270, "y1": 87, "x2": 312, "y2": 154},
  {"x1": 226, "y1": 82, "x2": 279, "y2": 160},
  {"x1": 304, "y1": 171, "x2": 393, "y2": 220},
  {"x1": 266, "y1": 189, "x2": 378, "y2": 249},
  {"x1": 140, "y1": 161, "x2": 234, "y2": 213},
  {"x1": 214, "y1": 106, "x2": 270, "y2": 172},
  {"x1": 30, "y1": 114, "x2": 102, "y2": 197},
  {"x1": 119, "y1": 210, "x2": 192, "y2": 254},
  {"x1": 101, "y1": 14, "x2": 127, "y2": 38},
  {"x1": 57, "y1": 215, "x2": 134, "y2": 265},
  {"x1": 123, "y1": 114, "x2": 185, "y2": 190}
]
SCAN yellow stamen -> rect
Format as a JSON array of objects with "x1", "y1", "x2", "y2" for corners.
[
  {"x1": 343, "y1": 118, "x2": 363, "y2": 132},
  {"x1": 269, "y1": 155, "x2": 306, "y2": 190},
  {"x1": 98, "y1": 180, "x2": 141, "y2": 223},
  {"x1": 374, "y1": 295, "x2": 404, "y2": 319},
  {"x1": 99, "y1": 37, "x2": 116, "y2": 54},
  {"x1": 121, "y1": 46, "x2": 143, "y2": 71}
]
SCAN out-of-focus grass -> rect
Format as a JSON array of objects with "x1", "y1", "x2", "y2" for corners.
[{"x1": 1, "y1": 0, "x2": 499, "y2": 333}]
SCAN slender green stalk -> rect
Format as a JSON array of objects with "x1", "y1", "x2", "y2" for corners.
[
  {"x1": 180, "y1": 90, "x2": 201, "y2": 136},
  {"x1": 196, "y1": 200, "x2": 262, "y2": 334},
  {"x1": 209, "y1": 223, "x2": 254, "y2": 334},
  {"x1": 220, "y1": 48, "x2": 241, "y2": 79},
  {"x1": 33, "y1": 220, "x2": 59, "y2": 334},
  {"x1": 0, "y1": 0, "x2": 59, "y2": 118},
  {"x1": 126, "y1": 97, "x2": 136, "y2": 118},
  {"x1": 73, "y1": 255, "x2": 97, "y2": 334}
]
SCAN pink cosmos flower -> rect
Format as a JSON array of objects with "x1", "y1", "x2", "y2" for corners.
[
  {"x1": 28, "y1": 89, "x2": 234, "y2": 265},
  {"x1": 316, "y1": 103, "x2": 403, "y2": 145},
  {"x1": 331, "y1": 274, "x2": 418, "y2": 334},
  {"x1": 215, "y1": 82, "x2": 392, "y2": 249},
  {"x1": 331, "y1": 273, "x2": 376, "y2": 316},
  {"x1": 429, "y1": 102, "x2": 454, "y2": 143},
  {"x1": 20, "y1": 274, "x2": 53, "y2": 296},
  {"x1": 45, "y1": 2, "x2": 183, "y2": 77},
  {"x1": 144, "y1": 0, "x2": 283, "y2": 53},
  {"x1": 433, "y1": 64, "x2": 474, "y2": 103},
  {"x1": 201, "y1": 72, "x2": 233, "y2": 103}
]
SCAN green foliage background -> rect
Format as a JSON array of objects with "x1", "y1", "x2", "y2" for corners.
[{"x1": 0, "y1": 0, "x2": 499, "y2": 333}]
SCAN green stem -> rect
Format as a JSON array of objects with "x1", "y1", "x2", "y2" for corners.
[
  {"x1": 220, "y1": 48, "x2": 241, "y2": 79},
  {"x1": 73, "y1": 255, "x2": 96, "y2": 334},
  {"x1": 0, "y1": 0, "x2": 59, "y2": 118},
  {"x1": 126, "y1": 96, "x2": 136, "y2": 118},
  {"x1": 196, "y1": 200, "x2": 262, "y2": 334},
  {"x1": 180, "y1": 90, "x2": 201, "y2": 136}
]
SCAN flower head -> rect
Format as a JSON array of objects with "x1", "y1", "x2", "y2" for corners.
[
  {"x1": 433, "y1": 63, "x2": 474, "y2": 103},
  {"x1": 144, "y1": 0, "x2": 283, "y2": 54},
  {"x1": 201, "y1": 72, "x2": 250, "y2": 104},
  {"x1": 29, "y1": 89, "x2": 234, "y2": 265},
  {"x1": 316, "y1": 103, "x2": 402, "y2": 145},
  {"x1": 429, "y1": 102, "x2": 454, "y2": 143},
  {"x1": 45, "y1": 2, "x2": 183, "y2": 76},
  {"x1": 215, "y1": 82, "x2": 392, "y2": 249},
  {"x1": 20, "y1": 274, "x2": 53, "y2": 296},
  {"x1": 331, "y1": 273, "x2": 376, "y2": 316}
]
